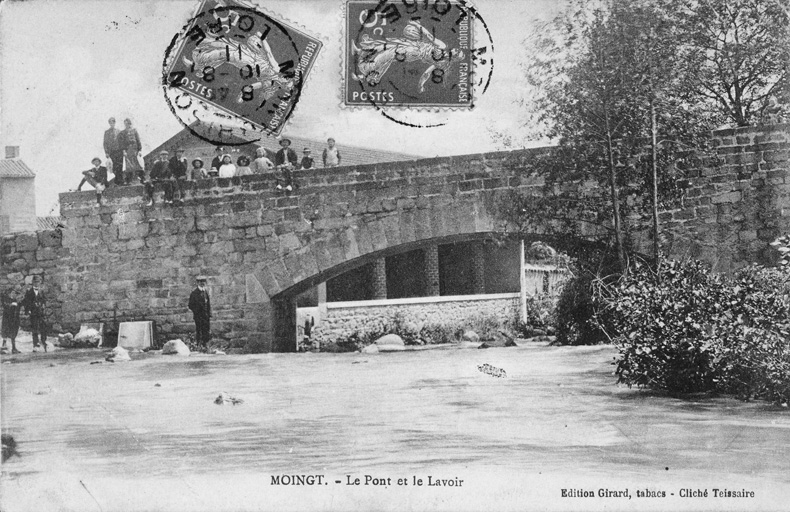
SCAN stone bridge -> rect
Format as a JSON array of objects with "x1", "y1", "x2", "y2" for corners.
[{"x1": 3, "y1": 123, "x2": 790, "y2": 351}]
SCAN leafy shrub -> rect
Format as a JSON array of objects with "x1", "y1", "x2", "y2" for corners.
[
  {"x1": 419, "y1": 322, "x2": 457, "y2": 344},
  {"x1": 388, "y1": 311, "x2": 422, "y2": 345},
  {"x1": 596, "y1": 259, "x2": 790, "y2": 404},
  {"x1": 466, "y1": 312, "x2": 508, "y2": 341},
  {"x1": 771, "y1": 234, "x2": 790, "y2": 266},
  {"x1": 319, "y1": 309, "x2": 518, "y2": 351},
  {"x1": 523, "y1": 296, "x2": 555, "y2": 328},
  {"x1": 555, "y1": 271, "x2": 609, "y2": 345}
]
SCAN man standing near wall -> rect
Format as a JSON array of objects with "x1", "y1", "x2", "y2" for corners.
[
  {"x1": 188, "y1": 276, "x2": 211, "y2": 350},
  {"x1": 22, "y1": 276, "x2": 47, "y2": 352},
  {"x1": 104, "y1": 117, "x2": 123, "y2": 185}
]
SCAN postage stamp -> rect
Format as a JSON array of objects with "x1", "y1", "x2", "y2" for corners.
[
  {"x1": 163, "y1": 0, "x2": 322, "y2": 141},
  {"x1": 344, "y1": 0, "x2": 476, "y2": 109}
]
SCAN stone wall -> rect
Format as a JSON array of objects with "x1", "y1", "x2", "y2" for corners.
[
  {"x1": 651, "y1": 124, "x2": 790, "y2": 271},
  {"x1": 0, "y1": 229, "x2": 66, "y2": 332},
  {"x1": 3, "y1": 123, "x2": 787, "y2": 351},
  {"x1": 53, "y1": 149, "x2": 588, "y2": 352},
  {"x1": 310, "y1": 293, "x2": 521, "y2": 343}
]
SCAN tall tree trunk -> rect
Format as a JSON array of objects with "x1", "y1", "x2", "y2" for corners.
[
  {"x1": 605, "y1": 111, "x2": 626, "y2": 270},
  {"x1": 650, "y1": 97, "x2": 660, "y2": 267}
]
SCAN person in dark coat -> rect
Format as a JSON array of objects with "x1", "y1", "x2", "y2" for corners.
[
  {"x1": 300, "y1": 148, "x2": 315, "y2": 170},
  {"x1": 77, "y1": 157, "x2": 109, "y2": 205},
  {"x1": 146, "y1": 150, "x2": 172, "y2": 205},
  {"x1": 210, "y1": 146, "x2": 225, "y2": 175},
  {"x1": 188, "y1": 276, "x2": 211, "y2": 349},
  {"x1": 274, "y1": 138, "x2": 298, "y2": 192},
  {"x1": 104, "y1": 117, "x2": 123, "y2": 185},
  {"x1": 168, "y1": 148, "x2": 188, "y2": 203},
  {"x1": 119, "y1": 118, "x2": 143, "y2": 184},
  {"x1": 1, "y1": 288, "x2": 21, "y2": 354},
  {"x1": 22, "y1": 276, "x2": 47, "y2": 352}
]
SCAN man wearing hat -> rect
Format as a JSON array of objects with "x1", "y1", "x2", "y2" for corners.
[
  {"x1": 274, "y1": 138, "x2": 298, "y2": 192},
  {"x1": 103, "y1": 117, "x2": 123, "y2": 185},
  {"x1": 210, "y1": 146, "x2": 225, "y2": 173},
  {"x1": 188, "y1": 276, "x2": 211, "y2": 350},
  {"x1": 77, "y1": 157, "x2": 109, "y2": 205},
  {"x1": 146, "y1": 150, "x2": 171, "y2": 205},
  {"x1": 300, "y1": 147, "x2": 315, "y2": 170},
  {"x1": 274, "y1": 138, "x2": 298, "y2": 168},
  {"x1": 22, "y1": 276, "x2": 47, "y2": 352},
  {"x1": 168, "y1": 148, "x2": 188, "y2": 204}
]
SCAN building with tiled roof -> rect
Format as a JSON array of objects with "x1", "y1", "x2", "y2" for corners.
[
  {"x1": 0, "y1": 147, "x2": 37, "y2": 234},
  {"x1": 144, "y1": 124, "x2": 421, "y2": 171},
  {"x1": 0, "y1": 159, "x2": 36, "y2": 178},
  {"x1": 37, "y1": 216, "x2": 64, "y2": 231}
]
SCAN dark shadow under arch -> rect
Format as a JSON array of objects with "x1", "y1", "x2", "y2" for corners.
[{"x1": 269, "y1": 232, "x2": 609, "y2": 352}]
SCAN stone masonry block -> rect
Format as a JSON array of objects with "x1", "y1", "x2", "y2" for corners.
[
  {"x1": 398, "y1": 210, "x2": 417, "y2": 245},
  {"x1": 342, "y1": 227, "x2": 361, "y2": 260},
  {"x1": 37, "y1": 230, "x2": 62, "y2": 248},
  {"x1": 15, "y1": 233, "x2": 38, "y2": 252},
  {"x1": 412, "y1": 208, "x2": 433, "y2": 242},
  {"x1": 367, "y1": 219, "x2": 388, "y2": 252},
  {"x1": 711, "y1": 191, "x2": 742, "y2": 204},
  {"x1": 353, "y1": 221, "x2": 375, "y2": 256}
]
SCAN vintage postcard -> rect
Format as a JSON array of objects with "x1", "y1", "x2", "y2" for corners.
[{"x1": 1, "y1": 0, "x2": 789, "y2": 511}]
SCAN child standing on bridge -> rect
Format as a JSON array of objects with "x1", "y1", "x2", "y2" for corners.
[{"x1": 322, "y1": 138, "x2": 341, "y2": 168}]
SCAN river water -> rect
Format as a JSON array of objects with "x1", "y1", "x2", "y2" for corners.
[{"x1": 2, "y1": 343, "x2": 789, "y2": 511}]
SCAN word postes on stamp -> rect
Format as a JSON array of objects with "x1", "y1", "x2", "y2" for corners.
[
  {"x1": 345, "y1": 0, "x2": 475, "y2": 109},
  {"x1": 163, "y1": 0, "x2": 322, "y2": 142}
]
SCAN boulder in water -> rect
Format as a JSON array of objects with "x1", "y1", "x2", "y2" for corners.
[
  {"x1": 106, "y1": 346, "x2": 131, "y2": 362},
  {"x1": 461, "y1": 330, "x2": 480, "y2": 342},
  {"x1": 478, "y1": 338, "x2": 518, "y2": 349},
  {"x1": 74, "y1": 328, "x2": 102, "y2": 348},
  {"x1": 162, "y1": 339, "x2": 190, "y2": 356},
  {"x1": 214, "y1": 392, "x2": 243, "y2": 405},
  {"x1": 374, "y1": 334, "x2": 404, "y2": 346},
  {"x1": 361, "y1": 344, "x2": 379, "y2": 354}
]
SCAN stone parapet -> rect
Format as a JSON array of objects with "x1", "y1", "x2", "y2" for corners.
[{"x1": 8, "y1": 124, "x2": 787, "y2": 350}]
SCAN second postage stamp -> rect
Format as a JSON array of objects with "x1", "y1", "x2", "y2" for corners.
[{"x1": 345, "y1": 0, "x2": 475, "y2": 108}]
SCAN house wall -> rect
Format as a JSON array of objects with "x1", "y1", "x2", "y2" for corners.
[{"x1": 0, "y1": 178, "x2": 36, "y2": 235}]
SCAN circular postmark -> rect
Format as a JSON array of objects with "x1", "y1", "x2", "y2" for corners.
[
  {"x1": 344, "y1": 0, "x2": 494, "y2": 128},
  {"x1": 162, "y1": 0, "x2": 322, "y2": 146}
]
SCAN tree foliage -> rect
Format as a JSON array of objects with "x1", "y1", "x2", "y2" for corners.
[
  {"x1": 505, "y1": 0, "x2": 789, "y2": 268},
  {"x1": 594, "y1": 259, "x2": 790, "y2": 404},
  {"x1": 679, "y1": 0, "x2": 790, "y2": 126}
]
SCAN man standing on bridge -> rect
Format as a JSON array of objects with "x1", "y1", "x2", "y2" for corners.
[{"x1": 188, "y1": 276, "x2": 211, "y2": 350}]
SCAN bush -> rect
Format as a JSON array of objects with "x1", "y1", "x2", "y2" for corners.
[
  {"x1": 332, "y1": 317, "x2": 390, "y2": 352},
  {"x1": 419, "y1": 322, "x2": 457, "y2": 344},
  {"x1": 596, "y1": 259, "x2": 790, "y2": 404},
  {"x1": 388, "y1": 311, "x2": 422, "y2": 345},
  {"x1": 523, "y1": 296, "x2": 555, "y2": 329},
  {"x1": 555, "y1": 271, "x2": 609, "y2": 345},
  {"x1": 318, "y1": 309, "x2": 518, "y2": 351},
  {"x1": 465, "y1": 312, "x2": 509, "y2": 341}
]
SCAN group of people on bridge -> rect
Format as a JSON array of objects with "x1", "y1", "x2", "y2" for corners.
[{"x1": 77, "y1": 117, "x2": 343, "y2": 205}]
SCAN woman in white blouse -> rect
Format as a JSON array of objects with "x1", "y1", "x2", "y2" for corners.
[{"x1": 218, "y1": 154, "x2": 237, "y2": 178}]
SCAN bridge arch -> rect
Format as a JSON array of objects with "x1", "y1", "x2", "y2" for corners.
[{"x1": 56, "y1": 148, "x2": 611, "y2": 352}]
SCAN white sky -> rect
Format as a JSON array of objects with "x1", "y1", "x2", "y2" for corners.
[{"x1": 0, "y1": 0, "x2": 560, "y2": 216}]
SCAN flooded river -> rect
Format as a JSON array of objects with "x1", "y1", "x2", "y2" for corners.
[{"x1": 2, "y1": 343, "x2": 789, "y2": 511}]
